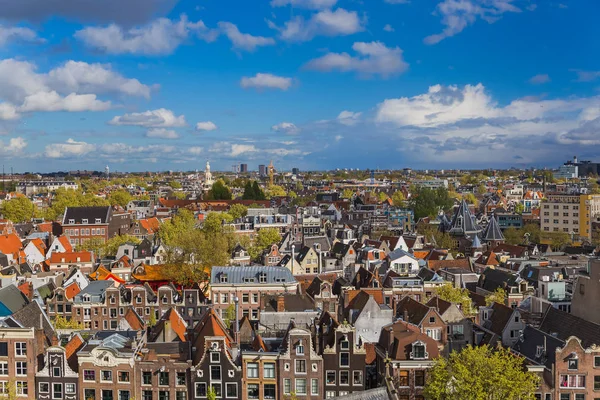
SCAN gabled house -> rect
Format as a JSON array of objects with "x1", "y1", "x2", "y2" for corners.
[
  {"x1": 395, "y1": 296, "x2": 447, "y2": 347},
  {"x1": 343, "y1": 290, "x2": 393, "y2": 345},
  {"x1": 387, "y1": 249, "x2": 419, "y2": 276},
  {"x1": 23, "y1": 237, "x2": 46, "y2": 265},
  {"x1": 46, "y1": 235, "x2": 73, "y2": 258},
  {"x1": 476, "y1": 301, "x2": 525, "y2": 347},
  {"x1": 230, "y1": 243, "x2": 251, "y2": 266},
  {"x1": 425, "y1": 296, "x2": 473, "y2": 352},
  {"x1": 47, "y1": 251, "x2": 94, "y2": 274}
]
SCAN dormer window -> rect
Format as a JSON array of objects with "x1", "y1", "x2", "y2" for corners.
[
  {"x1": 410, "y1": 341, "x2": 428, "y2": 360},
  {"x1": 220, "y1": 274, "x2": 228, "y2": 283},
  {"x1": 296, "y1": 341, "x2": 304, "y2": 355},
  {"x1": 259, "y1": 273, "x2": 267, "y2": 284},
  {"x1": 68, "y1": 219, "x2": 75, "y2": 224},
  {"x1": 82, "y1": 219, "x2": 88, "y2": 224},
  {"x1": 340, "y1": 336, "x2": 350, "y2": 350},
  {"x1": 568, "y1": 355, "x2": 578, "y2": 370},
  {"x1": 95, "y1": 218, "x2": 101, "y2": 224}
]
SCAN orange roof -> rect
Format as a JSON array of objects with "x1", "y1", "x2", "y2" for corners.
[
  {"x1": 64, "y1": 282, "x2": 81, "y2": 300},
  {"x1": 124, "y1": 308, "x2": 145, "y2": 330},
  {"x1": 346, "y1": 288, "x2": 384, "y2": 305},
  {"x1": 30, "y1": 238, "x2": 46, "y2": 255},
  {"x1": 64, "y1": 334, "x2": 85, "y2": 360},
  {"x1": 364, "y1": 342, "x2": 376, "y2": 364},
  {"x1": 0, "y1": 233, "x2": 23, "y2": 259},
  {"x1": 89, "y1": 266, "x2": 125, "y2": 284},
  {"x1": 193, "y1": 308, "x2": 232, "y2": 358},
  {"x1": 17, "y1": 281, "x2": 32, "y2": 300},
  {"x1": 57, "y1": 236, "x2": 73, "y2": 252},
  {"x1": 37, "y1": 222, "x2": 53, "y2": 233},
  {"x1": 167, "y1": 308, "x2": 187, "y2": 342},
  {"x1": 428, "y1": 259, "x2": 471, "y2": 271},
  {"x1": 139, "y1": 217, "x2": 160, "y2": 234},
  {"x1": 412, "y1": 250, "x2": 429, "y2": 260},
  {"x1": 132, "y1": 264, "x2": 169, "y2": 282},
  {"x1": 49, "y1": 251, "x2": 92, "y2": 264}
]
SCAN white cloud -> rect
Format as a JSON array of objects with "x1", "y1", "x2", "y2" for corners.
[
  {"x1": 195, "y1": 121, "x2": 218, "y2": 131},
  {"x1": 424, "y1": 0, "x2": 521, "y2": 45},
  {"x1": 146, "y1": 128, "x2": 179, "y2": 139},
  {"x1": 383, "y1": 24, "x2": 395, "y2": 32},
  {"x1": 109, "y1": 108, "x2": 186, "y2": 127},
  {"x1": 45, "y1": 138, "x2": 96, "y2": 158},
  {"x1": 270, "y1": 0, "x2": 337, "y2": 9},
  {"x1": 0, "y1": 103, "x2": 19, "y2": 120},
  {"x1": 528, "y1": 74, "x2": 550, "y2": 84},
  {"x1": 305, "y1": 41, "x2": 408, "y2": 78},
  {"x1": 20, "y1": 91, "x2": 111, "y2": 112},
  {"x1": 188, "y1": 146, "x2": 203, "y2": 155},
  {"x1": 47, "y1": 61, "x2": 152, "y2": 98},
  {"x1": 337, "y1": 110, "x2": 362, "y2": 126},
  {"x1": 270, "y1": 8, "x2": 364, "y2": 42},
  {"x1": 0, "y1": 25, "x2": 43, "y2": 46},
  {"x1": 0, "y1": 137, "x2": 27, "y2": 156},
  {"x1": 231, "y1": 144, "x2": 257, "y2": 156},
  {"x1": 217, "y1": 22, "x2": 275, "y2": 52},
  {"x1": 271, "y1": 122, "x2": 299, "y2": 134},
  {"x1": 571, "y1": 69, "x2": 600, "y2": 82},
  {"x1": 75, "y1": 15, "x2": 216, "y2": 55},
  {"x1": 335, "y1": 134, "x2": 343, "y2": 141},
  {"x1": 240, "y1": 73, "x2": 292, "y2": 90}
]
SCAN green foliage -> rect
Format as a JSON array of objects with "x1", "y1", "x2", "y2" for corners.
[
  {"x1": 52, "y1": 315, "x2": 83, "y2": 329},
  {"x1": 148, "y1": 312, "x2": 157, "y2": 327},
  {"x1": 463, "y1": 193, "x2": 477, "y2": 205},
  {"x1": 79, "y1": 235, "x2": 141, "y2": 258},
  {"x1": 207, "y1": 386, "x2": 217, "y2": 400},
  {"x1": 266, "y1": 185, "x2": 287, "y2": 198},
  {"x1": 342, "y1": 189, "x2": 354, "y2": 199},
  {"x1": 248, "y1": 228, "x2": 281, "y2": 259},
  {"x1": 434, "y1": 284, "x2": 475, "y2": 316},
  {"x1": 168, "y1": 181, "x2": 182, "y2": 189},
  {"x1": 542, "y1": 231, "x2": 571, "y2": 250},
  {"x1": 242, "y1": 181, "x2": 266, "y2": 200},
  {"x1": 1, "y1": 380, "x2": 17, "y2": 400},
  {"x1": 514, "y1": 203, "x2": 525, "y2": 214},
  {"x1": 417, "y1": 223, "x2": 457, "y2": 251},
  {"x1": 476, "y1": 185, "x2": 487, "y2": 195},
  {"x1": 0, "y1": 196, "x2": 35, "y2": 222},
  {"x1": 223, "y1": 303, "x2": 236, "y2": 329},
  {"x1": 108, "y1": 190, "x2": 133, "y2": 208},
  {"x1": 503, "y1": 224, "x2": 541, "y2": 245},
  {"x1": 391, "y1": 191, "x2": 406, "y2": 207},
  {"x1": 485, "y1": 287, "x2": 506, "y2": 306},
  {"x1": 409, "y1": 187, "x2": 454, "y2": 220},
  {"x1": 378, "y1": 192, "x2": 389, "y2": 202},
  {"x1": 424, "y1": 345, "x2": 539, "y2": 400},
  {"x1": 228, "y1": 204, "x2": 248, "y2": 220},
  {"x1": 208, "y1": 179, "x2": 232, "y2": 200}
]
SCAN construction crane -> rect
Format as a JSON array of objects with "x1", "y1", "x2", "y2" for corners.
[{"x1": 268, "y1": 160, "x2": 275, "y2": 186}]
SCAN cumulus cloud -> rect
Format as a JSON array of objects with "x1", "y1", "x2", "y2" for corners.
[
  {"x1": 240, "y1": 73, "x2": 293, "y2": 90},
  {"x1": 0, "y1": 137, "x2": 27, "y2": 156},
  {"x1": 337, "y1": 110, "x2": 362, "y2": 126},
  {"x1": 383, "y1": 24, "x2": 395, "y2": 32},
  {"x1": 0, "y1": 103, "x2": 19, "y2": 120},
  {"x1": 188, "y1": 146, "x2": 203, "y2": 155},
  {"x1": 269, "y1": 8, "x2": 364, "y2": 42},
  {"x1": 20, "y1": 91, "x2": 111, "y2": 112},
  {"x1": 424, "y1": 0, "x2": 521, "y2": 45},
  {"x1": 195, "y1": 121, "x2": 218, "y2": 131},
  {"x1": 109, "y1": 108, "x2": 186, "y2": 127},
  {"x1": 0, "y1": 25, "x2": 43, "y2": 46},
  {"x1": 272, "y1": 122, "x2": 299, "y2": 134},
  {"x1": 146, "y1": 128, "x2": 179, "y2": 139},
  {"x1": 571, "y1": 69, "x2": 600, "y2": 82},
  {"x1": 217, "y1": 22, "x2": 275, "y2": 52},
  {"x1": 270, "y1": 0, "x2": 337, "y2": 9},
  {"x1": 45, "y1": 138, "x2": 96, "y2": 158},
  {"x1": 75, "y1": 15, "x2": 216, "y2": 55},
  {"x1": 528, "y1": 74, "x2": 550, "y2": 84},
  {"x1": 305, "y1": 41, "x2": 408, "y2": 78},
  {"x1": 231, "y1": 144, "x2": 257, "y2": 157}
]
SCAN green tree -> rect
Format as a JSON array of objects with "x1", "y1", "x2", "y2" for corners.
[
  {"x1": 103, "y1": 235, "x2": 141, "y2": 257},
  {"x1": 0, "y1": 196, "x2": 35, "y2": 222},
  {"x1": 477, "y1": 184, "x2": 487, "y2": 195},
  {"x1": 544, "y1": 231, "x2": 571, "y2": 250},
  {"x1": 434, "y1": 284, "x2": 475, "y2": 315},
  {"x1": 514, "y1": 203, "x2": 525, "y2": 214},
  {"x1": 169, "y1": 181, "x2": 182, "y2": 189},
  {"x1": 148, "y1": 312, "x2": 157, "y2": 327},
  {"x1": 288, "y1": 191, "x2": 297, "y2": 199},
  {"x1": 295, "y1": 181, "x2": 304, "y2": 191},
  {"x1": 53, "y1": 315, "x2": 83, "y2": 329},
  {"x1": 108, "y1": 190, "x2": 133, "y2": 208},
  {"x1": 1, "y1": 380, "x2": 17, "y2": 400},
  {"x1": 424, "y1": 345, "x2": 539, "y2": 400},
  {"x1": 342, "y1": 189, "x2": 354, "y2": 199},
  {"x1": 485, "y1": 287, "x2": 506, "y2": 306},
  {"x1": 378, "y1": 192, "x2": 389, "y2": 203},
  {"x1": 249, "y1": 228, "x2": 281, "y2": 259},
  {"x1": 463, "y1": 193, "x2": 478, "y2": 205},
  {"x1": 208, "y1": 179, "x2": 232, "y2": 200},
  {"x1": 242, "y1": 181, "x2": 256, "y2": 200},
  {"x1": 253, "y1": 181, "x2": 266, "y2": 200},
  {"x1": 207, "y1": 387, "x2": 217, "y2": 400},
  {"x1": 223, "y1": 303, "x2": 236, "y2": 329},
  {"x1": 228, "y1": 204, "x2": 248, "y2": 220},
  {"x1": 44, "y1": 188, "x2": 110, "y2": 221},
  {"x1": 266, "y1": 185, "x2": 287, "y2": 198},
  {"x1": 409, "y1": 187, "x2": 454, "y2": 220},
  {"x1": 391, "y1": 191, "x2": 406, "y2": 207},
  {"x1": 503, "y1": 227, "x2": 522, "y2": 245}
]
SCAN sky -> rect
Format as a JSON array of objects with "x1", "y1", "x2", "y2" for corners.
[{"x1": 0, "y1": 0, "x2": 598, "y2": 173}]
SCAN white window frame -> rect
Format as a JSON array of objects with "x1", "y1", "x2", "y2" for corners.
[{"x1": 225, "y1": 383, "x2": 238, "y2": 399}]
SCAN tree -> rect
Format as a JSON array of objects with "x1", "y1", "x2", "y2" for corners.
[
  {"x1": 208, "y1": 179, "x2": 232, "y2": 200},
  {"x1": 1, "y1": 380, "x2": 16, "y2": 400},
  {"x1": 485, "y1": 287, "x2": 506, "y2": 306},
  {"x1": 44, "y1": 187, "x2": 110, "y2": 221},
  {"x1": 148, "y1": 312, "x2": 157, "y2": 327},
  {"x1": 242, "y1": 181, "x2": 256, "y2": 200},
  {"x1": 477, "y1": 185, "x2": 487, "y2": 195},
  {"x1": 391, "y1": 191, "x2": 406, "y2": 207},
  {"x1": 409, "y1": 187, "x2": 454, "y2": 220},
  {"x1": 378, "y1": 192, "x2": 389, "y2": 203},
  {"x1": 52, "y1": 315, "x2": 83, "y2": 329},
  {"x1": 463, "y1": 193, "x2": 478, "y2": 206},
  {"x1": 108, "y1": 190, "x2": 133, "y2": 208},
  {"x1": 503, "y1": 227, "x2": 522, "y2": 245},
  {"x1": 266, "y1": 185, "x2": 286, "y2": 198},
  {"x1": 228, "y1": 204, "x2": 248, "y2": 220},
  {"x1": 223, "y1": 303, "x2": 236, "y2": 329},
  {"x1": 342, "y1": 189, "x2": 354, "y2": 199},
  {"x1": 544, "y1": 231, "x2": 571, "y2": 250},
  {"x1": 207, "y1": 386, "x2": 217, "y2": 400},
  {"x1": 0, "y1": 197, "x2": 35, "y2": 222},
  {"x1": 424, "y1": 345, "x2": 539, "y2": 400},
  {"x1": 288, "y1": 191, "x2": 297, "y2": 199},
  {"x1": 253, "y1": 181, "x2": 266, "y2": 200},
  {"x1": 168, "y1": 181, "x2": 182, "y2": 189},
  {"x1": 434, "y1": 284, "x2": 475, "y2": 316},
  {"x1": 249, "y1": 228, "x2": 281, "y2": 259},
  {"x1": 103, "y1": 235, "x2": 141, "y2": 257},
  {"x1": 514, "y1": 203, "x2": 525, "y2": 214}
]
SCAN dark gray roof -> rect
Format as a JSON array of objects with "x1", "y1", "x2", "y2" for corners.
[
  {"x1": 539, "y1": 306, "x2": 600, "y2": 348},
  {"x1": 211, "y1": 266, "x2": 296, "y2": 285},
  {"x1": 483, "y1": 215, "x2": 505, "y2": 242},
  {"x1": 512, "y1": 325, "x2": 564, "y2": 370},
  {"x1": 303, "y1": 235, "x2": 331, "y2": 253},
  {"x1": 449, "y1": 200, "x2": 481, "y2": 238},
  {"x1": 74, "y1": 280, "x2": 114, "y2": 302},
  {"x1": 0, "y1": 285, "x2": 29, "y2": 315},
  {"x1": 10, "y1": 301, "x2": 55, "y2": 343},
  {"x1": 62, "y1": 206, "x2": 111, "y2": 225}
]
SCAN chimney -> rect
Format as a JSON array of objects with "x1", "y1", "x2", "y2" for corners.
[{"x1": 277, "y1": 294, "x2": 285, "y2": 312}]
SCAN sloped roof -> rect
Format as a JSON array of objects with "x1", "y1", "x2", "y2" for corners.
[
  {"x1": 57, "y1": 236, "x2": 73, "y2": 252},
  {"x1": 474, "y1": 251, "x2": 499, "y2": 266},
  {"x1": 11, "y1": 300, "x2": 55, "y2": 344},
  {"x1": 425, "y1": 296, "x2": 453, "y2": 315},
  {"x1": 64, "y1": 282, "x2": 81, "y2": 299},
  {"x1": 192, "y1": 308, "x2": 232, "y2": 365},
  {"x1": 428, "y1": 258, "x2": 471, "y2": 272},
  {"x1": 512, "y1": 325, "x2": 564, "y2": 370},
  {"x1": 132, "y1": 264, "x2": 169, "y2": 282},
  {"x1": 449, "y1": 200, "x2": 481, "y2": 237},
  {"x1": 139, "y1": 217, "x2": 160, "y2": 234},
  {"x1": 124, "y1": 307, "x2": 145, "y2": 331},
  {"x1": 378, "y1": 319, "x2": 439, "y2": 361},
  {"x1": 62, "y1": 206, "x2": 111, "y2": 225},
  {"x1": 49, "y1": 251, "x2": 92, "y2": 264},
  {"x1": 395, "y1": 296, "x2": 430, "y2": 325},
  {"x1": 486, "y1": 302, "x2": 515, "y2": 336},
  {"x1": 483, "y1": 216, "x2": 505, "y2": 242},
  {"x1": 0, "y1": 285, "x2": 29, "y2": 316},
  {"x1": 539, "y1": 306, "x2": 600, "y2": 348},
  {"x1": 0, "y1": 234, "x2": 23, "y2": 259},
  {"x1": 211, "y1": 266, "x2": 296, "y2": 285}
]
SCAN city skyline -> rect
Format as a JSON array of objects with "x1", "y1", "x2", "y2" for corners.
[{"x1": 0, "y1": 0, "x2": 597, "y2": 172}]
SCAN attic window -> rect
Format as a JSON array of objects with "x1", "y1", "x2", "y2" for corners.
[
  {"x1": 68, "y1": 219, "x2": 75, "y2": 224},
  {"x1": 82, "y1": 219, "x2": 88, "y2": 224},
  {"x1": 340, "y1": 338, "x2": 350, "y2": 350},
  {"x1": 296, "y1": 341, "x2": 304, "y2": 355},
  {"x1": 95, "y1": 218, "x2": 101, "y2": 224},
  {"x1": 410, "y1": 341, "x2": 428, "y2": 360},
  {"x1": 220, "y1": 274, "x2": 228, "y2": 283},
  {"x1": 259, "y1": 273, "x2": 267, "y2": 284},
  {"x1": 243, "y1": 278, "x2": 255, "y2": 283}
]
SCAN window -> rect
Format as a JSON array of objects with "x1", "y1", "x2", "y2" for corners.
[
  {"x1": 415, "y1": 370, "x2": 425, "y2": 386},
  {"x1": 211, "y1": 365, "x2": 221, "y2": 380},
  {"x1": 595, "y1": 375, "x2": 600, "y2": 390},
  {"x1": 16, "y1": 382, "x2": 27, "y2": 396},
  {"x1": 118, "y1": 371, "x2": 130, "y2": 383},
  {"x1": 559, "y1": 375, "x2": 585, "y2": 388},
  {"x1": 15, "y1": 342, "x2": 26, "y2": 356},
  {"x1": 51, "y1": 383, "x2": 61, "y2": 399},
  {"x1": 284, "y1": 379, "x2": 291, "y2": 395},
  {"x1": 568, "y1": 358, "x2": 579, "y2": 370},
  {"x1": 0, "y1": 343, "x2": 6, "y2": 357},
  {"x1": 242, "y1": 294, "x2": 249, "y2": 303},
  {"x1": 85, "y1": 389, "x2": 96, "y2": 400},
  {"x1": 15, "y1": 361, "x2": 26, "y2": 375},
  {"x1": 247, "y1": 362, "x2": 259, "y2": 378},
  {"x1": 340, "y1": 352, "x2": 349, "y2": 366},
  {"x1": 264, "y1": 363, "x2": 275, "y2": 379},
  {"x1": 158, "y1": 392, "x2": 169, "y2": 400},
  {"x1": 560, "y1": 395, "x2": 570, "y2": 400},
  {"x1": 296, "y1": 343, "x2": 304, "y2": 355},
  {"x1": 211, "y1": 352, "x2": 220, "y2": 363},
  {"x1": 340, "y1": 371, "x2": 350, "y2": 385},
  {"x1": 142, "y1": 371, "x2": 152, "y2": 385},
  {"x1": 296, "y1": 360, "x2": 306, "y2": 373},
  {"x1": 102, "y1": 389, "x2": 113, "y2": 400},
  {"x1": 252, "y1": 293, "x2": 259, "y2": 303},
  {"x1": 296, "y1": 379, "x2": 307, "y2": 395},
  {"x1": 84, "y1": 369, "x2": 96, "y2": 381},
  {"x1": 429, "y1": 316, "x2": 435, "y2": 323},
  {"x1": 159, "y1": 371, "x2": 169, "y2": 385},
  {"x1": 225, "y1": 383, "x2": 238, "y2": 399},
  {"x1": 311, "y1": 378, "x2": 319, "y2": 395},
  {"x1": 595, "y1": 356, "x2": 600, "y2": 368},
  {"x1": 574, "y1": 395, "x2": 584, "y2": 400},
  {"x1": 398, "y1": 370, "x2": 409, "y2": 386},
  {"x1": 195, "y1": 383, "x2": 207, "y2": 397},
  {"x1": 119, "y1": 390, "x2": 131, "y2": 400},
  {"x1": 143, "y1": 391, "x2": 152, "y2": 400},
  {"x1": 101, "y1": 370, "x2": 113, "y2": 382},
  {"x1": 340, "y1": 339, "x2": 349, "y2": 350},
  {"x1": 264, "y1": 384, "x2": 276, "y2": 400},
  {"x1": 176, "y1": 372, "x2": 186, "y2": 385},
  {"x1": 247, "y1": 383, "x2": 259, "y2": 399},
  {"x1": 259, "y1": 273, "x2": 267, "y2": 284},
  {"x1": 65, "y1": 384, "x2": 75, "y2": 394},
  {"x1": 0, "y1": 363, "x2": 7, "y2": 375},
  {"x1": 39, "y1": 383, "x2": 49, "y2": 393},
  {"x1": 353, "y1": 370, "x2": 363, "y2": 385},
  {"x1": 426, "y1": 328, "x2": 441, "y2": 341},
  {"x1": 326, "y1": 371, "x2": 336, "y2": 385},
  {"x1": 220, "y1": 274, "x2": 228, "y2": 283},
  {"x1": 412, "y1": 344, "x2": 426, "y2": 359}
]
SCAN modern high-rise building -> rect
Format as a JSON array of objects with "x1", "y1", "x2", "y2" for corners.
[
  {"x1": 292, "y1": 168, "x2": 300, "y2": 175},
  {"x1": 240, "y1": 163, "x2": 248, "y2": 173},
  {"x1": 259, "y1": 164, "x2": 266, "y2": 176},
  {"x1": 541, "y1": 193, "x2": 600, "y2": 241}
]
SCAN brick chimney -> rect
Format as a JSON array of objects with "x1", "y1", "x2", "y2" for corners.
[{"x1": 277, "y1": 294, "x2": 285, "y2": 312}]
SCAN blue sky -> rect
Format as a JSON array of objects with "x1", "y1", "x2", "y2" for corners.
[{"x1": 0, "y1": 0, "x2": 598, "y2": 172}]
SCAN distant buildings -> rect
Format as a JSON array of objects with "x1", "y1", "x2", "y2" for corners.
[
  {"x1": 541, "y1": 193, "x2": 600, "y2": 240},
  {"x1": 259, "y1": 164, "x2": 266, "y2": 176},
  {"x1": 240, "y1": 163, "x2": 248, "y2": 173},
  {"x1": 16, "y1": 180, "x2": 78, "y2": 196}
]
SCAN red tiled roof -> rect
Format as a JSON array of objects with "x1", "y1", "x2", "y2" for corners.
[
  {"x1": 64, "y1": 282, "x2": 81, "y2": 300},
  {"x1": 17, "y1": 282, "x2": 32, "y2": 300},
  {"x1": 57, "y1": 236, "x2": 73, "y2": 252},
  {"x1": 428, "y1": 259, "x2": 471, "y2": 272},
  {"x1": 346, "y1": 288, "x2": 384, "y2": 305},
  {"x1": 0, "y1": 233, "x2": 23, "y2": 259},
  {"x1": 132, "y1": 264, "x2": 169, "y2": 282},
  {"x1": 139, "y1": 217, "x2": 160, "y2": 234},
  {"x1": 49, "y1": 251, "x2": 92, "y2": 264},
  {"x1": 64, "y1": 334, "x2": 85, "y2": 361},
  {"x1": 30, "y1": 238, "x2": 46, "y2": 254}
]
